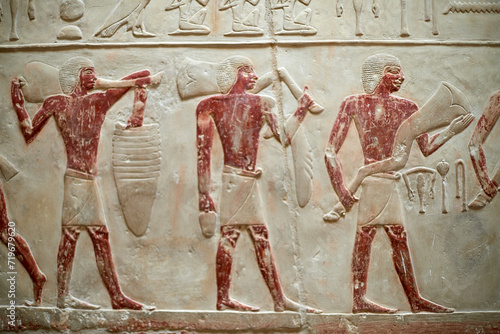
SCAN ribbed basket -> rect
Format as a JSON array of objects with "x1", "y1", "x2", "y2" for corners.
[{"x1": 112, "y1": 123, "x2": 161, "y2": 236}]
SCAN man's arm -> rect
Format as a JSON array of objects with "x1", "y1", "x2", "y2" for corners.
[
  {"x1": 99, "y1": 70, "x2": 153, "y2": 107},
  {"x1": 416, "y1": 114, "x2": 474, "y2": 157},
  {"x1": 196, "y1": 100, "x2": 217, "y2": 212},
  {"x1": 469, "y1": 91, "x2": 500, "y2": 198},
  {"x1": 11, "y1": 79, "x2": 55, "y2": 144},
  {"x1": 325, "y1": 98, "x2": 356, "y2": 211},
  {"x1": 263, "y1": 92, "x2": 313, "y2": 146}
]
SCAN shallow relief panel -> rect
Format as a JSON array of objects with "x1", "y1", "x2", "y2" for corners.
[{"x1": 0, "y1": 1, "x2": 499, "y2": 333}]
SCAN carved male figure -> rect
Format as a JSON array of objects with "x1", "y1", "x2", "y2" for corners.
[
  {"x1": 324, "y1": 54, "x2": 472, "y2": 313},
  {"x1": 271, "y1": 0, "x2": 317, "y2": 35},
  {"x1": 0, "y1": 156, "x2": 46, "y2": 306},
  {"x1": 165, "y1": 0, "x2": 210, "y2": 34},
  {"x1": 11, "y1": 57, "x2": 159, "y2": 310},
  {"x1": 197, "y1": 56, "x2": 320, "y2": 313},
  {"x1": 468, "y1": 91, "x2": 500, "y2": 208},
  {"x1": 219, "y1": 0, "x2": 263, "y2": 35}
]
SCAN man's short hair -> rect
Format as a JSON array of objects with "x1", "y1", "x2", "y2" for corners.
[
  {"x1": 59, "y1": 57, "x2": 95, "y2": 94},
  {"x1": 216, "y1": 56, "x2": 253, "y2": 94},
  {"x1": 361, "y1": 54, "x2": 401, "y2": 94}
]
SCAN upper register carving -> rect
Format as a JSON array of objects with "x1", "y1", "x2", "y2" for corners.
[{"x1": 165, "y1": 0, "x2": 211, "y2": 35}]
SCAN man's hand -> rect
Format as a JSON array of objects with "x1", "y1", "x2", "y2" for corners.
[
  {"x1": 298, "y1": 90, "x2": 314, "y2": 111},
  {"x1": 448, "y1": 114, "x2": 475, "y2": 135},
  {"x1": 11, "y1": 78, "x2": 26, "y2": 110},
  {"x1": 199, "y1": 192, "x2": 216, "y2": 212}
]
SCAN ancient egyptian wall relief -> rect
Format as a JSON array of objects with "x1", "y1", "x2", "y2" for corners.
[
  {"x1": 0, "y1": 0, "x2": 499, "y2": 332},
  {"x1": 57, "y1": 0, "x2": 85, "y2": 40}
]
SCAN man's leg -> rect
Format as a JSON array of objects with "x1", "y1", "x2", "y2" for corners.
[
  {"x1": 87, "y1": 225, "x2": 154, "y2": 310},
  {"x1": 384, "y1": 225, "x2": 454, "y2": 313},
  {"x1": 216, "y1": 225, "x2": 259, "y2": 311},
  {"x1": 352, "y1": 225, "x2": 397, "y2": 313},
  {"x1": 57, "y1": 226, "x2": 99, "y2": 309},
  {"x1": 0, "y1": 187, "x2": 46, "y2": 306},
  {"x1": 249, "y1": 225, "x2": 321, "y2": 313}
]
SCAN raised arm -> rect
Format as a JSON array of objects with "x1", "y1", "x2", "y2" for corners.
[
  {"x1": 11, "y1": 79, "x2": 56, "y2": 144},
  {"x1": 469, "y1": 91, "x2": 500, "y2": 198},
  {"x1": 99, "y1": 70, "x2": 154, "y2": 105},
  {"x1": 196, "y1": 100, "x2": 216, "y2": 213},
  {"x1": 416, "y1": 113, "x2": 474, "y2": 157},
  {"x1": 325, "y1": 99, "x2": 356, "y2": 211}
]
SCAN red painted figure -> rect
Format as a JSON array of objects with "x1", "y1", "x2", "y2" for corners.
[
  {"x1": 325, "y1": 54, "x2": 471, "y2": 313},
  {"x1": 0, "y1": 157, "x2": 46, "y2": 306},
  {"x1": 468, "y1": 91, "x2": 500, "y2": 209},
  {"x1": 197, "y1": 56, "x2": 320, "y2": 313},
  {"x1": 11, "y1": 57, "x2": 156, "y2": 310}
]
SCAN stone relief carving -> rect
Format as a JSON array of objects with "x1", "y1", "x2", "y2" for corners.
[
  {"x1": 10, "y1": 57, "x2": 160, "y2": 310},
  {"x1": 468, "y1": 90, "x2": 500, "y2": 209},
  {"x1": 324, "y1": 54, "x2": 473, "y2": 313},
  {"x1": 443, "y1": 1, "x2": 500, "y2": 14},
  {"x1": 0, "y1": 0, "x2": 499, "y2": 331},
  {"x1": 347, "y1": 0, "x2": 379, "y2": 36},
  {"x1": 271, "y1": 0, "x2": 317, "y2": 35},
  {"x1": 455, "y1": 159, "x2": 467, "y2": 211},
  {"x1": 196, "y1": 56, "x2": 321, "y2": 313},
  {"x1": 112, "y1": 123, "x2": 161, "y2": 237},
  {"x1": 402, "y1": 167, "x2": 437, "y2": 213},
  {"x1": 0, "y1": 156, "x2": 46, "y2": 307},
  {"x1": 219, "y1": 0, "x2": 263, "y2": 36},
  {"x1": 57, "y1": 0, "x2": 85, "y2": 40},
  {"x1": 0, "y1": 0, "x2": 35, "y2": 41},
  {"x1": 165, "y1": 0, "x2": 211, "y2": 35},
  {"x1": 436, "y1": 159, "x2": 450, "y2": 214},
  {"x1": 178, "y1": 57, "x2": 322, "y2": 210},
  {"x1": 400, "y1": 0, "x2": 410, "y2": 37},
  {"x1": 95, "y1": 0, "x2": 156, "y2": 38}
]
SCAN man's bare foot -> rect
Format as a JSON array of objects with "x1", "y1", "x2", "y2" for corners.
[
  {"x1": 25, "y1": 272, "x2": 47, "y2": 307},
  {"x1": 410, "y1": 297, "x2": 454, "y2": 313},
  {"x1": 275, "y1": 298, "x2": 322, "y2": 314},
  {"x1": 57, "y1": 295, "x2": 100, "y2": 310},
  {"x1": 217, "y1": 298, "x2": 260, "y2": 312},
  {"x1": 112, "y1": 295, "x2": 155, "y2": 311},
  {"x1": 468, "y1": 190, "x2": 492, "y2": 209},
  {"x1": 353, "y1": 297, "x2": 397, "y2": 314}
]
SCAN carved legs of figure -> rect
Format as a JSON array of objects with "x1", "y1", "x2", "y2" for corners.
[
  {"x1": 1, "y1": 189, "x2": 46, "y2": 307},
  {"x1": 0, "y1": 194, "x2": 46, "y2": 306},
  {"x1": 57, "y1": 226, "x2": 153, "y2": 310},
  {"x1": 352, "y1": 225, "x2": 397, "y2": 313},
  {"x1": 384, "y1": 225, "x2": 453, "y2": 313},
  {"x1": 216, "y1": 226, "x2": 260, "y2": 311},
  {"x1": 216, "y1": 225, "x2": 320, "y2": 313},
  {"x1": 249, "y1": 225, "x2": 321, "y2": 314},
  {"x1": 57, "y1": 226, "x2": 100, "y2": 309},
  {"x1": 88, "y1": 226, "x2": 154, "y2": 310}
]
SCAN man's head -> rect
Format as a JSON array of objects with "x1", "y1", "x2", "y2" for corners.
[
  {"x1": 216, "y1": 56, "x2": 255, "y2": 94},
  {"x1": 59, "y1": 57, "x2": 95, "y2": 94},
  {"x1": 361, "y1": 54, "x2": 402, "y2": 94}
]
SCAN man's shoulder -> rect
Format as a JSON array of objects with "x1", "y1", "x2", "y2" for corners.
[
  {"x1": 43, "y1": 94, "x2": 70, "y2": 106},
  {"x1": 390, "y1": 95, "x2": 418, "y2": 108}
]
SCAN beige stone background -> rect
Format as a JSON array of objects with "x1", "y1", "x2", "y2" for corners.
[{"x1": 0, "y1": 0, "x2": 499, "y2": 324}]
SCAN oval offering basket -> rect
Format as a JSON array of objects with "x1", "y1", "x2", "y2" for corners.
[{"x1": 112, "y1": 123, "x2": 161, "y2": 236}]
